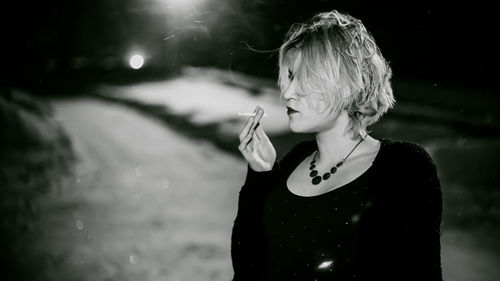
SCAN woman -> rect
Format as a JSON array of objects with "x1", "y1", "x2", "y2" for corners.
[{"x1": 231, "y1": 10, "x2": 443, "y2": 281}]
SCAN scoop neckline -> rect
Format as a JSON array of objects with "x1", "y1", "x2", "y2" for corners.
[{"x1": 285, "y1": 138, "x2": 387, "y2": 198}]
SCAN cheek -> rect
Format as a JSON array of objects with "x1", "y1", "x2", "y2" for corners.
[{"x1": 305, "y1": 96, "x2": 330, "y2": 116}]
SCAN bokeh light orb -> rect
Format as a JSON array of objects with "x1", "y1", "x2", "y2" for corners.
[{"x1": 129, "y1": 54, "x2": 144, "y2": 69}]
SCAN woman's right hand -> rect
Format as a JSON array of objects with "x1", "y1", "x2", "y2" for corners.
[{"x1": 238, "y1": 106, "x2": 277, "y2": 172}]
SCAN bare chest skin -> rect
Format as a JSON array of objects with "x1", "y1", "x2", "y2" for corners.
[{"x1": 286, "y1": 141, "x2": 381, "y2": 197}]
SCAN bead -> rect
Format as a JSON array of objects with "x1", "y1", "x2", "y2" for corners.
[
  {"x1": 307, "y1": 137, "x2": 364, "y2": 185},
  {"x1": 312, "y1": 176, "x2": 322, "y2": 185}
]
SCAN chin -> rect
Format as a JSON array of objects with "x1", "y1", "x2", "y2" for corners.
[
  {"x1": 288, "y1": 120, "x2": 313, "y2": 133},
  {"x1": 288, "y1": 121, "x2": 300, "y2": 133},
  {"x1": 289, "y1": 126, "x2": 301, "y2": 133}
]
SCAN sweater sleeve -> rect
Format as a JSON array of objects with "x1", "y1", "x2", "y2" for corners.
[
  {"x1": 231, "y1": 140, "x2": 312, "y2": 281},
  {"x1": 385, "y1": 144, "x2": 443, "y2": 281},
  {"x1": 231, "y1": 161, "x2": 280, "y2": 281}
]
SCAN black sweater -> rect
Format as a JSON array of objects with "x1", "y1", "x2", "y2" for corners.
[{"x1": 231, "y1": 138, "x2": 443, "y2": 281}]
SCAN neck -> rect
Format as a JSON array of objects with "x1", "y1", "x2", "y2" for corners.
[{"x1": 314, "y1": 113, "x2": 365, "y2": 165}]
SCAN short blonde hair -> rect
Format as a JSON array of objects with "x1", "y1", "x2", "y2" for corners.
[{"x1": 278, "y1": 10, "x2": 395, "y2": 140}]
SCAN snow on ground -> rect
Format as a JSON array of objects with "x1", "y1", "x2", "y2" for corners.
[{"x1": 99, "y1": 70, "x2": 289, "y2": 136}]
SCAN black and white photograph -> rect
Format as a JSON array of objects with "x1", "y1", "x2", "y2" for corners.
[{"x1": 1, "y1": 1, "x2": 498, "y2": 281}]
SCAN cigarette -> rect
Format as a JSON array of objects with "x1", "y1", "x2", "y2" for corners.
[{"x1": 237, "y1": 112, "x2": 268, "y2": 117}]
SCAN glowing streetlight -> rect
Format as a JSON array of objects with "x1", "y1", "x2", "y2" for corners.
[{"x1": 129, "y1": 54, "x2": 144, "y2": 69}]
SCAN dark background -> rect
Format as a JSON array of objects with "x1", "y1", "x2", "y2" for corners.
[{"x1": 1, "y1": 0, "x2": 496, "y2": 94}]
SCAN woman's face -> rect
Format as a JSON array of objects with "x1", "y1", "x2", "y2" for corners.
[{"x1": 281, "y1": 59, "x2": 342, "y2": 133}]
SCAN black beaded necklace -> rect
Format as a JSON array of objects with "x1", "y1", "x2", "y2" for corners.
[{"x1": 309, "y1": 137, "x2": 365, "y2": 185}]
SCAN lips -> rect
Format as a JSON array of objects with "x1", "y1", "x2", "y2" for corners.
[{"x1": 287, "y1": 106, "x2": 298, "y2": 115}]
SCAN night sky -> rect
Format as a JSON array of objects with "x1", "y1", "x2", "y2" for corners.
[{"x1": 2, "y1": 0, "x2": 496, "y2": 93}]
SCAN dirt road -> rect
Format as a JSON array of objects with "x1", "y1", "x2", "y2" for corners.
[{"x1": 43, "y1": 98, "x2": 245, "y2": 281}]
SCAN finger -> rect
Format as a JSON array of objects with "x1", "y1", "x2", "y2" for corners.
[
  {"x1": 254, "y1": 123, "x2": 268, "y2": 142},
  {"x1": 239, "y1": 136, "x2": 253, "y2": 154},
  {"x1": 253, "y1": 124, "x2": 261, "y2": 141},
  {"x1": 251, "y1": 136, "x2": 259, "y2": 154},
  {"x1": 238, "y1": 107, "x2": 259, "y2": 141},
  {"x1": 249, "y1": 107, "x2": 264, "y2": 133},
  {"x1": 239, "y1": 126, "x2": 256, "y2": 151},
  {"x1": 238, "y1": 115, "x2": 254, "y2": 141},
  {"x1": 254, "y1": 107, "x2": 264, "y2": 123}
]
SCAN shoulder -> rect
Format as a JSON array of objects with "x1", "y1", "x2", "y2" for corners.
[
  {"x1": 377, "y1": 140, "x2": 443, "y2": 226},
  {"x1": 381, "y1": 139, "x2": 437, "y2": 170},
  {"x1": 377, "y1": 139, "x2": 441, "y2": 193}
]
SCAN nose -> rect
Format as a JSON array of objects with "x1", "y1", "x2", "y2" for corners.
[{"x1": 282, "y1": 79, "x2": 298, "y2": 101}]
